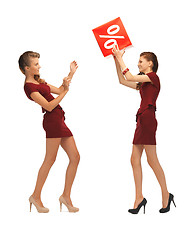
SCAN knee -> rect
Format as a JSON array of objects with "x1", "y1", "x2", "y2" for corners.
[
  {"x1": 147, "y1": 157, "x2": 156, "y2": 168},
  {"x1": 44, "y1": 154, "x2": 57, "y2": 168},
  {"x1": 70, "y1": 152, "x2": 80, "y2": 165},
  {"x1": 76, "y1": 152, "x2": 80, "y2": 165},
  {"x1": 130, "y1": 155, "x2": 141, "y2": 168}
]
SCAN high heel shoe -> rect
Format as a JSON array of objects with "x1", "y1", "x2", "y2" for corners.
[
  {"x1": 128, "y1": 198, "x2": 147, "y2": 214},
  {"x1": 59, "y1": 196, "x2": 79, "y2": 213},
  {"x1": 29, "y1": 196, "x2": 49, "y2": 213},
  {"x1": 159, "y1": 193, "x2": 176, "y2": 213}
]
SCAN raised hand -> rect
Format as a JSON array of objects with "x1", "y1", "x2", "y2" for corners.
[
  {"x1": 70, "y1": 61, "x2": 78, "y2": 74},
  {"x1": 112, "y1": 44, "x2": 125, "y2": 59}
]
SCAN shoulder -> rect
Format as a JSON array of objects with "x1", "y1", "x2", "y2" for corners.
[
  {"x1": 24, "y1": 83, "x2": 39, "y2": 100},
  {"x1": 24, "y1": 82, "x2": 40, "y2": 93},
  {"x1": 146, "y1": 72, "x2": 160, "y2": 89},
  {"x1": 146, "y1": 72, "x2": 159, "y2": 81}
]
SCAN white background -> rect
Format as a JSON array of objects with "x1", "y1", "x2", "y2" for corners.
[{"x1": 0, "y1": 0, "x2": 191, "y2": 239}]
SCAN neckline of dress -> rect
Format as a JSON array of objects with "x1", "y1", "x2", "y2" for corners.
[{"x1": 24, "y1": 82, "x2": 41, "y2": 86}]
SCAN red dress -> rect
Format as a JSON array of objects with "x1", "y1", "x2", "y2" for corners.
[
  {"x1": 24, "y1": 82, "x2": 73, "y2": 138},
  {"x1": 133, "y1": 72, "x2": 160, "y2": 145}
]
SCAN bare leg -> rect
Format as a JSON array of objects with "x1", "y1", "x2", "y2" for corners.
[
  {"x1": 130, "y1": 144, "x2": 144, "y2": 208},
  {"x1": 60, "y1": 136, "x2": 80, "y2": 206},
  {"x1": 32, "y1": 138, "x2": 61, "y2": 207},
  {"x1": 144, "y1": 145, "x2": 169, "y2": 208}
]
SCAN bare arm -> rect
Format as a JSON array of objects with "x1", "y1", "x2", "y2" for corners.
[
  {"x1": 114, "y1": 56, "x2": 137, "y2": 89},
  {"x1": 48, "y1": 60, "x2": 78, "y2": 95},
  {"x1": 30, "y1": 77, "x2": 71, "y2": 112},
  {"x1": 47, "y1": 83, "x2": 64, "y2": 95},
  {"x1": 117, "y1": 57, "x2": 151, "y2": 83},
  {"x1": 112, "y1": 45, "x2": 151, "y2": 83},
  {"x1": 30, "y1": 90, "x2": 68, "y2": 112}
]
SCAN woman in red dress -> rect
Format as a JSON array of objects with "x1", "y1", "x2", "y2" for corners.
[
  {"x1": 19, "y1": 51, "x2": 80, "y2": 213},
  {"x1": 112, "y1": 45, "x2": 175, "y2": 214}
]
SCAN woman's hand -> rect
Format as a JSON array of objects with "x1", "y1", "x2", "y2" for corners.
[
  {"x1": 68, "y1": 61, "x2": 78, "y2": 80},
  {"x1": 70, "y1": 61, "x2": 78, "y2": 74},
  {"x1": 112, "y1": 44, "x2": 125, "y2": 60},
  {"x1": 62, "y1": 76, "x2": 71, "y2": 92}
]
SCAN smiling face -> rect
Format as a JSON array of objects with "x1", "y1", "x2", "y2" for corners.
[
  {"x1": 25, "y1": 57, "x2": 41, "y2": 77},
  {"x1": 138, "y1": 56, "x2": 153, "y2": 74}
]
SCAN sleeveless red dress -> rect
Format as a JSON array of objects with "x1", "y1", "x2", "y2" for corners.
[
  {"x1": 133, "y1": 72, "x2": 160, "y2": 145},
  {"x1": 24, "y1": 82, "x2": 73, "y2": 138}
]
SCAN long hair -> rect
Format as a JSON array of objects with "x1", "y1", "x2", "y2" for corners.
[{"x1": 18, "y1": 51, "x2": 45, "y2": 83}]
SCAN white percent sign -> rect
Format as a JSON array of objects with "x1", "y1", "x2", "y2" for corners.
[{"x1": 99, "y1": 24, "x2": 125, "y2": 49}]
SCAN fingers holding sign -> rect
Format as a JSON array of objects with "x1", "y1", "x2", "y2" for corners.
[{"x1": 112, "y1": 44, "x2": 125, "y2": 59}]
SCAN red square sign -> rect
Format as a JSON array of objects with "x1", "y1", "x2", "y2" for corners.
[{"x1": 92, "y1": 17, "x2": 132, "y2": 57}]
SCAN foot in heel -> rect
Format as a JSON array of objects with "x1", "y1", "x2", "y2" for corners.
[
  {"x1": 159, "y1": 193, "x2": 176, "y2": 213},
  {"x1": 29, "y1": 196, "x2": 49, "y2": 213},
  {"x1": 59, "y1": 196, "x2": 79, "y2": 213},
  {"x1": 128, "y1": 198, "x2": 147, "y2": 214}
]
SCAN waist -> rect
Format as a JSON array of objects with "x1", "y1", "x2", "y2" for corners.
[
  {"x1": 136, "y1": 104, "x2": 156, "y2": 122},
  {"x1": 43, "y1": 107, "x2": 65, "y2": 121},
  {"x1": 137, "y1": 104, "x2": 156, "y2": 115},
  {"x1": 42, "y1": 105, "x2": 62, "y2": 113}
]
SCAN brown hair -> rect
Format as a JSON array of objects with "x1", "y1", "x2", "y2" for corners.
[
  {"x1": 18, "y1": 51, "x2": 45, "y2": 83},
  {"x1": 140, "y1": 52, "x2": 158, "y2": 72}
]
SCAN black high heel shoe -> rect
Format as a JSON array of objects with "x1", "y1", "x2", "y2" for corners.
[
  {"x1": 128, "y1": 198, "x2": 147, "y2": 214},
  {"x1": 159, "y1": 193, "x2": 176, "y2": 213}
]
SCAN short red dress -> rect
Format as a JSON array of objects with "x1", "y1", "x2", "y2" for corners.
[
  {"x1": 24, "y1": 82, "x2": 73, "y2": 138},
  {"x1": 133, "y1": 72, "x2": 160, "y2": 145}
]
